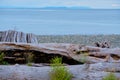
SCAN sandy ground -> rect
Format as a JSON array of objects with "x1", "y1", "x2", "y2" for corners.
[{"x1": 0, "y1": 64, "x2": 120, "y2": 80}]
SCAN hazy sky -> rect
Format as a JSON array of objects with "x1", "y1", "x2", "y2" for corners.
[{"x1": 0, "y1": 0, "x2": 120, "y2": 9}]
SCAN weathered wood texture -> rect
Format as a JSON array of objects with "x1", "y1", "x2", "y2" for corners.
[
  {"x1": 0, "y1": 42, "x2": 120, "y2": 64},
  {"x1": 0, "y1": 63, "x2": 120, "y2": 80},
  {"x1": 0, "y1": 30, "x2": 38, "y2": 43}
]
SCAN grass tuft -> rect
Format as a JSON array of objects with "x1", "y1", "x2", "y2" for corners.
[
  {"x1": 103, "y1": 73, "x2": 117, "y2": 80},
  {"x1": 49, "y1": 57, "x2": 72, "y2": 80},
  {"x1": 25, "y1": 52, "x2": 34, "y2": 66},
  {"x1": 0, "y1": 52, "x2": 9, "y2": 65}
]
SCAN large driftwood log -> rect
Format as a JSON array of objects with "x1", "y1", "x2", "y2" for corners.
[
  {"x1": 0, "y1": 63, "x2": 120, "y2": 80},
  {"x1": 0, "y1": 42, "x2": 120, "y2": 64}
]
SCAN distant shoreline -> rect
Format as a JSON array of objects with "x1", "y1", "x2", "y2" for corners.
[{"x1": 0, "y1": 7, "x2": 120, "y2": 10}]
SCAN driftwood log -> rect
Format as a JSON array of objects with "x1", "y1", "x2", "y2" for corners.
[
  {"x1": 0, "y1": 30, "x2": 38, "y2": 43},
  {"x1": 0, "y1": 42, "x2": 120, "y2": 64},
  {"x1": 0, "y1": 63, "x2": 120, "y2": 80}
]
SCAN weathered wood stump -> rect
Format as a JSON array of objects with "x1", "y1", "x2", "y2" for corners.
[{"x1": 0, "y1": 30, "x2": 38, "y2": 43}]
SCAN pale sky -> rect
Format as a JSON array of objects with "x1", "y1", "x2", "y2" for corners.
[{"x1": 0, "y1": 0, "x2": 120, "y2": 9}]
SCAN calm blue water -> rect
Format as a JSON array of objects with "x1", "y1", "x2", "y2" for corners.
[{"x1": 0, "y1": 9, "x2": 120, "y2": 35}]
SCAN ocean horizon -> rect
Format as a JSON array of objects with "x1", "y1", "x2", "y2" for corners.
[{"x1": 0, "y1": 9, "x2": 120, "y2": 35}]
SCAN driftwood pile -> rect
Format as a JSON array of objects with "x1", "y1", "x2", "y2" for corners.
[
  {"x1": 0, "y1": 30, "x2": 120, "y2": 80},
  {"x1": 0, "y1": 30, "x2": 119, "y2": 64},
  {"x1": 0, "y1": 42, "x2": 120, "y2": 80},
  {"x1": 0, "y1": 30, "x2": 38, "y2": 43}
]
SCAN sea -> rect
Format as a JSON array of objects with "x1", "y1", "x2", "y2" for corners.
[{"x1": 0, "y1": 9, "x2": 120, "y2": 35}]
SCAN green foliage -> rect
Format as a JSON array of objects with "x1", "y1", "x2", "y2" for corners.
[
  {"x1": 0, "y1": 52, "x2": 9, "y2": 65},
  {"x1": 27, "y1": 63, "x2": 32, "y2": 66},
  {"x1": 50, "y1": 57, "x2": 62, "y2": 66},
  {"x1": 103, "y1": 73, "x2": 117, "y2": 80},
  {"x1": 28, "y1": 53, "x2": 34, "y2": 63},
  {"x1": 49, "y1": 57, "x2": 72, "y2": 80},
  {"x1": 25, "y1": 52, "x2": 34, "y2": 63},
  {"x1": 0, "y1": 52, "x2": 5, "y2": 63},
  {"x1": 50, "y1": 66, "x2": 72, "y2": 80},
  {"x1": 25, "y1": 52, "x2": 34, "y2": 66},
  {"x1": 2, "y1": 61, "x2": 9, "y2": 65}
]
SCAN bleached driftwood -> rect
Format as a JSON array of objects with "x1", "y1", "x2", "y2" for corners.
[
  {"x1": 0, "y1": 63, "x2": 120, "y2": 80},
  {"x1": 0, "y1": 30, "x2": 38, "y2": 43},
  {"x1": 0, "y1": 42, "x2": 120, "y2": 64}
]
